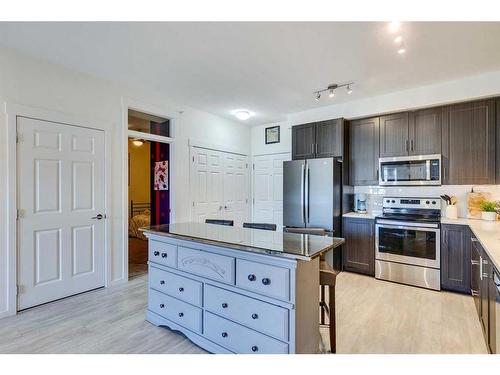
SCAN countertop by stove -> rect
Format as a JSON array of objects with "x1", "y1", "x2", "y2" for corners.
[{"x1": 141, "y1": 222, "x2": 345, "y2": 261}]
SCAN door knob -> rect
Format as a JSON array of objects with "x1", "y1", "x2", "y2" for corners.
[{"x1": 91, "y1": 214, "x2": 104, "y2": 220}]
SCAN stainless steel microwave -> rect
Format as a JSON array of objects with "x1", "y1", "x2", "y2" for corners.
[{"x1": 379, "y1": 154, "x2": 441, "y2": 186}]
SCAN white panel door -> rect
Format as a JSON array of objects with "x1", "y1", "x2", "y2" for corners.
[
  {"x1": 252, "y1": 153, "x2": 290, "y2": 231},
  {"x1": 191, "y1": 147, "x2": 224, "y2": 222},
  {"x1": 223, "y1": 153, "x2": 249, "y2": 227},
  {"x1": 17, "y1": 117, "x2": 106, "y2": 310}
]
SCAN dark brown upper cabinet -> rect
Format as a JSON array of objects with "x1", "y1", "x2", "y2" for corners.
[
  {"x1": 349, "y1": 117, "x2": 380, "y2": 185},
  {"x1": 291, "y1": 119, "x2": 344, "y2": 160},
  {"x1": 342, "y1": 217, "x2": 375, "y2": 276},
  {"x1": 291, "y1": 123, "x2": 315, "y2": 160},
  {"x1": 441, "y1": 224, "x2": 470, "y2": 294},
  {"x1": 442, "y1": 99, "x2": 496, "y2": 185},
  {"x1": 409, "y1": 107, "x2": 442, "y2": 155},
  {"x1": 379, "y1": 112, "x2": 409, "y2": 157}
]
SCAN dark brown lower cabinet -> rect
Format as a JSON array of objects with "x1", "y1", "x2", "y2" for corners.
[
  {"x1": 342, "y1": 218, "x2": 375, "y2": 276},
  {"x1": 441, "y1": 224, "x2": 471, "y2": 294}
]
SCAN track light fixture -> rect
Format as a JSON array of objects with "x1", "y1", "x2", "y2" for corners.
[{"x1": 313, "y1": 82, "x2": 354, "y2": 101}]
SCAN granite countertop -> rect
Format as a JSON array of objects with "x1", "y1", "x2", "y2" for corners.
[
  {"x1": 141, "y1": 223, "x2": 345, "y2": 261},
  {"x1": 343, "y1": 212, "x2": 377, "y2": 219},
  {"x1": 441, "y1": 217, "x2": 500, "y2": 271}
]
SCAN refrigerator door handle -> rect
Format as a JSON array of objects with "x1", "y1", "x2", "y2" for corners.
[
  {"x1": 301, "y1": 163, "x2": 305, "y2": 224},
  {"x1": 305, "y1": 165, "x2": 310, "y2": 223}
]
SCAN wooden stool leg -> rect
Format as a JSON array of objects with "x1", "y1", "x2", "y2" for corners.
[
  {"x1": 320, "y1": 285, "x2": 325, "y2": 325},
  {"x1": 329, "y1": 285, "x2": 336, "y2": 353}
]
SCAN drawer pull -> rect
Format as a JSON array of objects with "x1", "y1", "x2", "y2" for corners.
[
  {"x1": 221, "y1": 303, "x2": 228, "y2": 309},
  {"x1": 160, "y1": 280, "x2": 165, "y2": 285},
  {"x1": 178, "y1": 312, "x2": 184, "y2": 317},
  {"x1": 251, "y1": 313, "x2": 258, "y2": 320},
  {"x1": 471, "y1": 260, "x2": 480, "y2": 265},
  {"x1": 153, "y1": 251, "x2": 160, "y2": 256},
  {"x1": 251, "y1": 346, "x2": 258, "y2": 352},
  {"x1": 221, "y1": 332, "x2": 228, "y2": 338},
  {"x1": 262, "y1": 278, "x2": 271, "y2": 286},
  {"x1": 179, "y1": 287, "x2": 184, "y2": 292},
  {"x1": 248, "y1": 274, "x2": 256, "y2": 281},
  {"x1": 161, "y1": 252, "x2": 168, "y2": 258},
  {"x1": 159, "y1": 304, "x2": 165, "y2": 309}
]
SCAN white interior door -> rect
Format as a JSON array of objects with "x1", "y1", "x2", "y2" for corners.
[
  {"x1": 191, "y1": 147, "x2": 224, "y2": 222},
  {"x1": 223, "y1": 153, "x2": 249, "y2": 227},
  {"x1": 191, "y1": 147, "x2": 249, "y2": 226},
  {"x1": 17, "y1": 117, "x2": 106, "y2": 310},
  {"x1": 252, "y1": 153, "x2": 290, "y2": 231}
]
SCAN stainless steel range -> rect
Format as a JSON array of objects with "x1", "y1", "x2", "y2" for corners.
[{"x1": 375, "y1": 197, "x2": 441, "y2": 290}]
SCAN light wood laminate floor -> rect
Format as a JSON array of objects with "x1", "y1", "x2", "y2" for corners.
[{"x1": 0, "y1": 272, "x2": 487, "y2": 354}]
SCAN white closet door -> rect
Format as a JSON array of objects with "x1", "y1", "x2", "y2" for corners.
[
  {"x1": 191, "y1": 147, "x2": 224, "y2": 222},
  {"x1": 252, "y1": 153, "x2": 290, "y2": 230},
  {"x1": 223, "y1": 153, "x2": 249, "y2": 227},
  {"x1": 17, "y1": 117, "x2": 106, "y2": 310}
]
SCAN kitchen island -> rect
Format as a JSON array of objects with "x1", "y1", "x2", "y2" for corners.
[{"x1": 141, "y1": 223, "x2": 344, "y2": 354}]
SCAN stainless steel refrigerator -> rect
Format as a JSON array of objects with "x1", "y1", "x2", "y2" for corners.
[{"x1": 283, "y1": 157, "x2": 342, "y2": 235}]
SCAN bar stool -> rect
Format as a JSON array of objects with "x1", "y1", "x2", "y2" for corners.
[
  {"x1": 243, "y1": 222, "x2": 277, "y2": 231},
  {"x1": 205, "y1": 219, "x2": 234, "y2": 226},
  {"x1": 284, "y1": 227, "x2": 338, "y2": 353}
]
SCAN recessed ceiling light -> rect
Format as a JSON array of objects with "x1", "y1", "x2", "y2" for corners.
[
  {"x1": 397, "y1": 47, "x2": 406, "y2": 54},
  {"x1": 394, "y1": 35, "x2": 403, "y2": 44},
  {"x1": 388, "y1": 21, "x2": 401, "y2": 33},
  {"x1": 234, "y1": 110, "x2": 252, "y2": 121}
]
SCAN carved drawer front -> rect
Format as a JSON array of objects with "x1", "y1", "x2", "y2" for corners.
[
  {"x1": 235, "y1": 259, "x2": 290, "y2": 301},
  {"x1": 149, "y1": 289, "x2": 202, "y2": 333},
  {"x1": 204, "y1": 312, "x2": 288, "y2": 354},
  {"x1": 177, "y1": 246, "x2": 235, "y2": 284},
  {"x1": 204, "y1": 284, "x2": 289, "y2": 341},
  {"x1": 150, "y1": 266, "x2": 203, "y2": 307},
  {"x1": 149, "y1": 240, "x2": 177, "y2": 268}
]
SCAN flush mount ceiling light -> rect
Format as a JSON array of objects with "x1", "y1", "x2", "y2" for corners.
[
  {"x1": 388, "y1": 21, "x2": 401, "y2": 33},
  {"x1": 132, "y1": 139, "x2": 144, "y2": 147},
  {"x1": 313, "y1": 82, "x2": 354, "y2": 101},
  {"x1": 233, "y1": 110, "x2": 253, "y2": 121}
]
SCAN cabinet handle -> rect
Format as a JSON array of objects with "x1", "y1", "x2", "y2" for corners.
[
  {"x1": 471, "y1": 260, "x2": 480, "y2": 266},
  {"x1": 248, "y1": 274, "x2": 256, "y2": 281},
  {"x1": 222, "y1": 303, "x2": 228, "y2": 309},
  {"x1": 251, "y1": 313, "x2": 258, "y2": 319},
  {"x1": 410, "y1": 139, "x2": 414, "y2": 152},
  {"x1": 471, "y1": 237, "x2": 479, "y2": 243},
  {"x1": 315, "y1": 143, "x2": 318, "y2": 154},
  {"x1": 178, "y1": 287, "x2": 184, "y2": 292},
  {"x1": 178, "y1": 312, "x2": 184, "y2": 317},
  {"x1": 261, "y1": 278, "x2": 271, "y2": 286},
  {"x1": 160, "y1": 280, "x2": 165, "y2": 285},
  {"x1": 405, "y1": 140, "x2": 409, "y2": 152},
  {"x1": 483, "y1": 273, "x2": 489, "y2": 279},
  {"x1": 471, "y1": 289, "x2": 479, "y2": 297},
  {"x1": 311, "y1": 144, "x2": 314, "y2": 154},
  {"x1": 161, "y1": 252, "x2": 167, "y2": 258},
  {"x1": 251, "y1": 346, "x2": 259, "y2": 352},
  {"x1": 153, "y1": 251, "x2": 160, "y2": 256},
  {"x1": 221, "y1": 332, "x2": 228, "y2": 338},
  {"x1": 159, "y1": 304, "x2": 165, "y2": 309}
]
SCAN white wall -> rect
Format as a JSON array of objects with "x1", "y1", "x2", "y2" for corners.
[
  {"x1": 251, "y1": 120, "x2": 291, "y2": 156},
  {"x1": 0, "y1": 47, "x2": 249, "y2": 316}
]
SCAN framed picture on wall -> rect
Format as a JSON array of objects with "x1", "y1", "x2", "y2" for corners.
[{"x1": 265, "y1": 126, "x2": 280, "y2": 144}]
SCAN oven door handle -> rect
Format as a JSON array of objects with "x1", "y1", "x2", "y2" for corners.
[{"x1": 375, "y1": 220, "x2": 440, "y2": 229}]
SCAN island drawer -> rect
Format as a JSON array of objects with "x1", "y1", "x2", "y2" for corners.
[
  {"x1": 204, "y1": 312, "x2": 289, "y2": 354},
  {"x1": 204, "y1": 284, "x2": 289, "y2": 341},
  {"x1": 150, "y1": 266, "x2": 203, "y2": 307},
  {"x1": 177, "y1": 246, "x2": 235, "y2": 284},
  {"x1": 149, "y1": 289, "x2": 202, "y2": 333},
  {"x1": 149, "y1": 240, "x2": 177, "y2": 269},
  {"x1": 235, "y1": 259, "x2": 290, "y2": 301}
]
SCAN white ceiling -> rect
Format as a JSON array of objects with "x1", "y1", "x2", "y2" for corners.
[{"x1": 0, "y1": 22, "x2": 499, "y2": 125}]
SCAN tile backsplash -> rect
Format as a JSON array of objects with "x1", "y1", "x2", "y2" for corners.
[{"x1": 354, "y1": 185, "x2": 500, "y2": 218}]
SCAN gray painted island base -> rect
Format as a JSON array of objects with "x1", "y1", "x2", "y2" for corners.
[{"x1": 143, "y1": 231, "x2": 327, "y2": 354}]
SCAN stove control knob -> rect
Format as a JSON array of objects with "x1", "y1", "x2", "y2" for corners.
[
  {"x1": 391, "y1": 200, "x2": 395, "y2": 203},
  {"x1": 386, "y1": 200, "x2": 390, "y2": 203},
  {"x1": 426, "y1": 200, "x2": 430, "y2": 204},
  {"x1": 432, "y1": 201, "x2": 436, "y2": 204}
]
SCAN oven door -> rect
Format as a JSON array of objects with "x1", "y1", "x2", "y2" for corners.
[{"x1": 375, "y1": 220, "x2": 440, "y2": 268}]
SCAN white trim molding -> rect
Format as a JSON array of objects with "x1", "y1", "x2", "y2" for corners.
[{"x1": 188, "y1": 138, "x2": 248, "y2": 156}]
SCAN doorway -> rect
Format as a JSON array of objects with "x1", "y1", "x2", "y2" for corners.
[{"x1": 127, "y1": 110, "x2": 170, "y2": 279}]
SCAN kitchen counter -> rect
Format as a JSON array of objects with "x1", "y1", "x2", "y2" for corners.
[
  {"x1": 441, "y1": 217, "x2": 500, "y2": 271},
  {"x1": 343, "y1": 212, "x2": 377, "y2": 219},
  {"x1": 142, "y1": 222, "x2": 344, "y2": 261}
]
